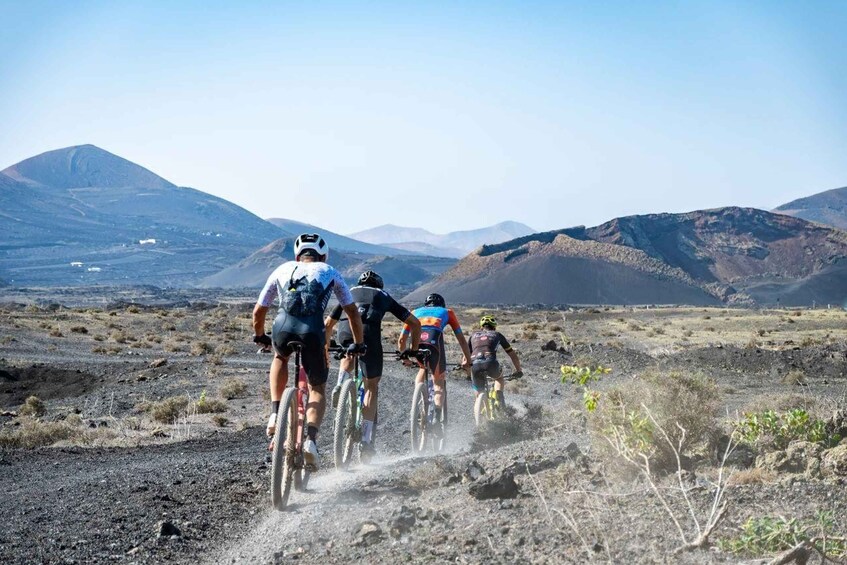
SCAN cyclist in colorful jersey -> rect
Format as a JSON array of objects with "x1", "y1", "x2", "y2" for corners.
[
  {"x1": 252, "y1": 233, "x2": 366, "y2": 468},
  {"x1": 468, "y1": 315, "x2": 522, "y2": 407},
  {"x1": 397, "y1": 293, "x2": 471, "y2": 425},
  {"x1": 324, "y1": 270, "x2": 421, "y2": 461}
]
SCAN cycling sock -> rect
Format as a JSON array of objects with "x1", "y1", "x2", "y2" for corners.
[
  {"x1": 495, "y1": 390, "x2": 505, "y2": 405},
  {"x1": 307, "y1": 425, "x2": 318, "y2": 442},
  {"x1": 337, "y1": 368, "x2": 351, "y2": 387},
  {"x1": 271, "y1": 400, "x2": 280, "y2": 415},
  {"x1": 362, "y1": 420, "x2": 374, "y2": 443}
]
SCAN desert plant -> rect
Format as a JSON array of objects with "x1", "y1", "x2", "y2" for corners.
[
  {"x1": 70, "y1": 326, "x2": 88, "y2": 334},
  {"x1": 561, "y1": 364, "x2": 612, "y2": 412},
  {"x1": 590, "y1": 373, "x2": 720, "y2": 472},
  {"x1": 196, "y1": 390, "x2": 227, "y2": 414},
  {"x1": 140, "y1": 396, "x2": 191, "y2": 423},
  {"x1": 212, "y1": 415, "x2": 229, "y2": 427},
  {"x1": 733, "y1": 409, "x2": 838, "y2": 450},
  {"x1": 720, "y1": 512, "x2": 846, "y2": 558},
  {"x1": 219, "y1": 378, "x2": 247, "y2": 399},
  {"x1": 191, "y1": 341, "x2": 215, "y2": 356},
  {"x1": 19, "y1": 396, "x2": 46, "y2": 418},
  {"x1": 0, "y1": 418, "x2": 77, "y2": 448}
]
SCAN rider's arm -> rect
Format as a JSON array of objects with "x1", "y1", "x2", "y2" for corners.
[
  {"x1": 343, "y1": 304, "x2": 364, "y2": 344},
  {"x1": 499, "y1": 333, "x2": 522, "y2": 372},
  {"x1": 447, "y1": 309, "x2": 472, "y2": 365},
  {"x1": 252, "y1": 303, "x2": 269, "y2": 338},
  {"x1": 403, "y1": 313, "x2": 421, "y2": 350},
  {"x1": 324, "y1": 316, "x2": 337, "y2": 349},
  {"x1": 252, "y1": 271, "x2": 279, "y2": 338},
  {"x1": 329, "y1": 270, "x2": 363, "y2": 344}
]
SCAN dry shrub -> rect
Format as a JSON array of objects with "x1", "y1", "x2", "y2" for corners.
[
  {"x1": 219, "y1": 378, "x2": 247, "y2": 399},
  {"x1": 49, "y1": 328, "x2": 63, "y2": 338},
  {"x1": 19, "y1": 396, "x2": 46, "y2": 418},
  {"x1": 92, "y1": 334, "x2": 106, "y2": 342},
  {"x1": 217, "y1": 344, "x2": 237, "y2": 356},
  {"x1": 140, "y1": 396, "x2": 190, "y2": 423},
  {"x1": 196, "y1": 391, "x2": 227, "y2": 414},
  {"x1": 164, "y1": 342, "x2": 183, "y2": 352},
  {"x1": 781, "y1": 369, "x2": 806, "y2": 385},
  {"x1": 126, "y1": 305, "x2": 140, "y2": 314},
  {"x1": 110, "y1": 330, "x2": 128, "y2": 344},
  {"x1": 191, "y1": 342, "x2": 215, "y2": 356},
  {"x1": 0, "y1": 418, "x2": 78, "y2": 448},
  {"x1": 740, "y1": 393, "x2": 816, "y2": 417},
  {"x1": 589, "y1": 372, "x2": 720, "y2": 473},
  {"x1": 212, "y1": 415, "x2": 229, "y2": 427},
  {"x1": 70, "y1": 326, "x2": 88, "y2": 334},
  {"x1": 727, "y1": 467, "x2": 777, "y2": 486}
]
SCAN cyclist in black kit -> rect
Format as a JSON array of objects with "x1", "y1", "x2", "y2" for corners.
[
  {"x1": 468, "y1": 315, "x2": 522, "y2": 407},
  {"x1": 324, "y1": 270, "x2": 421, "y2": 461}
]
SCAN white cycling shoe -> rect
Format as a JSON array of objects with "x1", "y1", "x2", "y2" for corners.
[{"x1": 303, "y1": 439, "x2": 320, "y2": 468}]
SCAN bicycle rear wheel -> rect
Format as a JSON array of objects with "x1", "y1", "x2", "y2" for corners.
[
  {"x1": 333, "y1": 378, "x2": 357, "y2": 470},
  {"x1": 271, "y1": 387, "x2": 298, "y2": 511},
  {"x1": 473, "y1": 392, "x2": 488, "y2": 427},
  {"x1": 409, "y1": 382, "x2": 427, "y2": 453}
]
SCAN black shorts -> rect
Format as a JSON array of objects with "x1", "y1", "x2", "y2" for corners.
[
  {"x1": 418, "y1": 342, "x2": 445, "y2": 376},
  {"x1": 471, "y1": 360, "x2": 502, "y2": 392},
  {"x1": 337, "y1": 330, "x2": 383, "y2": 378},
  {"x1": 272, "y1": 321, "x2": 328, "y2": 386}
]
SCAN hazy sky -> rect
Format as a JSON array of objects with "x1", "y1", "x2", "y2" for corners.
[{"x1": 2, "y1": 1, "x2": 846, "y2": 234}]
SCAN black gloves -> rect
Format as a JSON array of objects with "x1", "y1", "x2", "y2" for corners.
[
  {"x1": 253, "y1": 334, "x2": 272, "y2": 347},
  {"x1": 346, "y1": 342, "x2": 367, "y2": 356}
]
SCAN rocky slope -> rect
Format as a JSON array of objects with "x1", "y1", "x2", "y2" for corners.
[
  {"x1": 774, "y1": 186, "x2": 847, "y2": 230},
  {"x1": 407, "y1": 207, "x2": 847, "y2": 306}
]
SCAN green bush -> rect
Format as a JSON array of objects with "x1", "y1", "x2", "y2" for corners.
[
  {"x1": 720, "y1": 512, "x2": 846, "y2": 557},
  {"x1": 734, "y1": 409, "x2": 839, "y2": 450}
]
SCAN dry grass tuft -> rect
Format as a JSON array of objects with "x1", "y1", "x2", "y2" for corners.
[
  {"x1": 219, "y1": 378, "x2": 247, "y2": 399},
  {"x1": 727, "y1": 467, "x2": 777, "y2": 486},
  {"x1": 19, "y1": 396, "x2": 46, "y2": 418}
]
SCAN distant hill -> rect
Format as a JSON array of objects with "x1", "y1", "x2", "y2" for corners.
[
  {"x1": 349, "y1": 221, "x2": 535, "y2": 258},
  {"x1": 406, "y1": 207, "x2": 847, "y2": 307},
  {"x1": 774, "y1": 186, "x2": 847, "y2": 230},
  {"x1": 200, "y1": 237, "x2": 451, "y2": 289},
  {"x1": 266, "y1": 218, "x2": 423, "y2": 256},
  {"x1": 0, "y1": 145, "x2": 285, "y2": 286}
]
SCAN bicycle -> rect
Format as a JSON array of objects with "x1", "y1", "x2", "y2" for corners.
[
  {"x1": 401, "y1": 348, "x2": 449, "y2": 454},
  {"x1": 269, "y1": 342, "x2": 312, "y2": 511},
  {"x1": 329, "y1": 345, "x2": 399, "y2": 469},
  {"x1": 329, "y1": 345, "x2": 362, "y2": 470},
  {"x1": 473, "y1": 370, "x2": 523, "y2": 426}
]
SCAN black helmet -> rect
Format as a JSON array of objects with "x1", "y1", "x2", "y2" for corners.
[
  {"x1": 424, "y1": 293, "x2": 446, "y2": 307},
  {"x1": 358, "y1": 270, "x2": 384, "y2": 289}
]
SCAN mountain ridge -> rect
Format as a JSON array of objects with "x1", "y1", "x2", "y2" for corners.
[{"x1": 774, "y1": 186, "x2": 847, "y2": 230}]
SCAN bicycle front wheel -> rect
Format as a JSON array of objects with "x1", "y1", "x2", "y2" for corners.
[
  {"x1": 410, "y1": 382, "x2": 427, "y2": 453},
  {"x1": 333, "y1": 378, "x2": 357, "y2": 470},
  {"x1": 271, "y1": 387, "x2": 298, "y2": 511}
]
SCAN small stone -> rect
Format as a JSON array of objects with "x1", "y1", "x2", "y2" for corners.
[
  {"x1": 468, "y1": 471, "x2": 519, "y2": 500},
  {"x1": 352, "y1": 521, "x2": 383, "y2": 546},
  {"x1": 389, "y1": 506, "x2": 417, "y2": 538},
  {"x1": 462, "y1": 461, "x2": 486, "y2": 483},
  {"x1": 157, "y1": 521, "x2": 181, "y2": 538}
]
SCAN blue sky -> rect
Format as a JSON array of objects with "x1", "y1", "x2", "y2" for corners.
[{"x1": 2, "y1": 1, "x2": 846, "y2": 234}]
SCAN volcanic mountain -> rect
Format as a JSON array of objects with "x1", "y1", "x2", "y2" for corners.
[
  {"x1": 406, "y1": 207, "x2": 847, "y2": 306},
  {"x1": 200, "y1": 237, "x2": 451, "y2": 290},
  {"x1": 349, "y1": 221, "x2": 535, "y2": 258},
  {"x1": 774, "y1": 186, "x2": 847, "y2": 230},
  {"x1": 0, "y1": 145, "x2": 286, "y2": 286}
]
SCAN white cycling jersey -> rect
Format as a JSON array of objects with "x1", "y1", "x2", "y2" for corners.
[{"x1": 258, "y1": 260, "x2": 353, "y2": 310}]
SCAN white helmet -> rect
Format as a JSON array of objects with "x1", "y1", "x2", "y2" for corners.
[{"x1": 294, "y1": 233, "x2": 329, "y2": 259}]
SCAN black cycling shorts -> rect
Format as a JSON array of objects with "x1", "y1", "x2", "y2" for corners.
[
  {"x1": 418, "y1": 342, "x2": 444, "y2": 376},
  {"x1": 471, "y1": 360, "x2": 502, "y2": 392},
  {"x1": 338, "y1": 330, "x2": 383, "y2": 378},
  {"x1": 272, "y1": 320, "x2": 328, "y2": 386}
]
